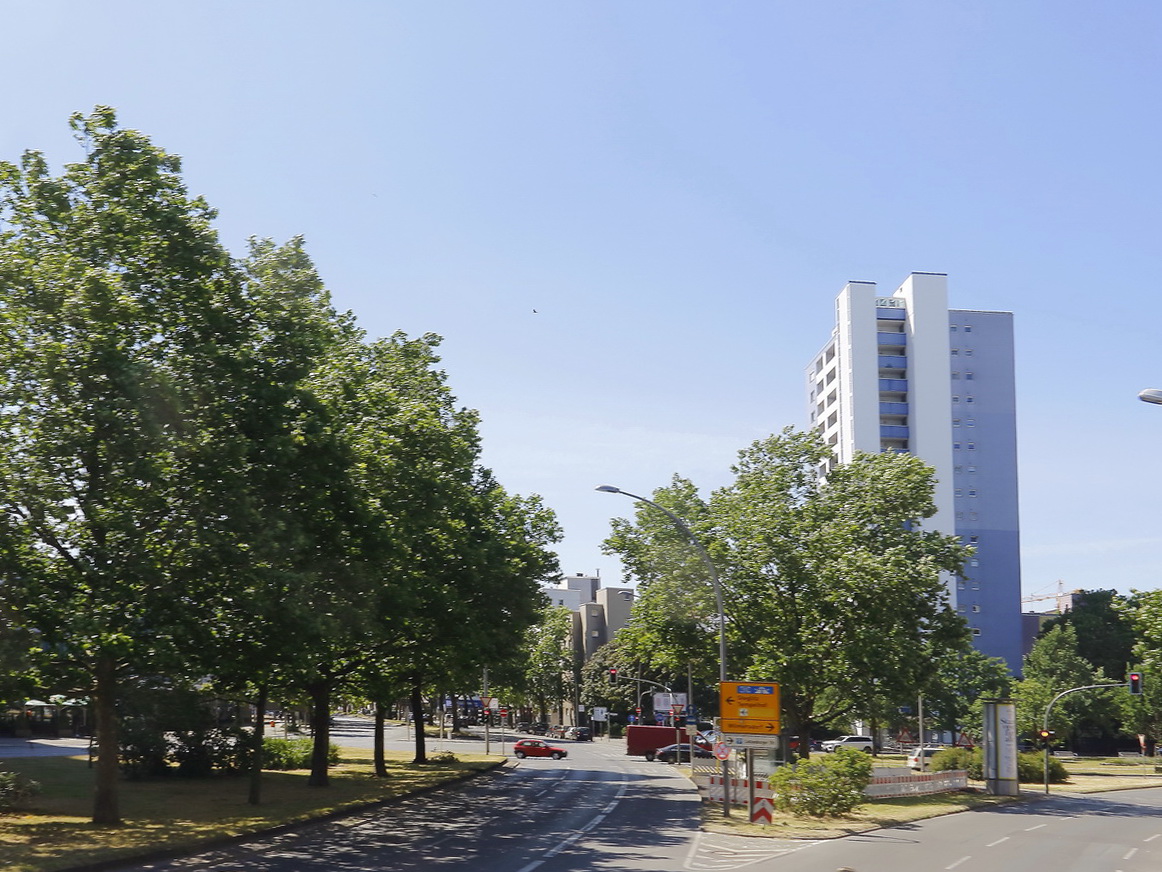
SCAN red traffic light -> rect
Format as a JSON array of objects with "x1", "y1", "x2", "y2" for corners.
[{"x1": 1129, "y1": 672, "x2": 1143, "y2": 695}]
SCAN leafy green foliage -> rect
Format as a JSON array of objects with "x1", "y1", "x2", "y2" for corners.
[
  {"x1": 1039, "y1": 590, "x2": 1136, "y2": 681},
  {"x1": 769, "y1": 748, "x2": 873, "y2": 817},
  {"x1": 261, "y1": 737, "x2": 339, "y2": 771},
  {"x1": 0, "y1": 768, "x2": 40, "y2": 812},
  {"x1": 602, "y1": 429, "x2": 970, "y2": 745},
  {"x1": 1013, "y1": 625, "x2": 1116, "y2": 741},
  {"x1": 928, "y1": 747, "x2": 1067, "y2": 783}
]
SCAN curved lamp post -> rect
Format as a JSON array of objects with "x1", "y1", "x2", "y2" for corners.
[
  {"x1": 1140, "y1": 389, "x2": 1162, "y2": 405},
  {"x1": 595, "y1": 485, "x2": 727, "y2": 684},
  {"x1": 597, "y1": 484, "x2": 732, "y2": 816}
]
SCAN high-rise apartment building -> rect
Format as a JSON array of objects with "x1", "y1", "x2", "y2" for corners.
[{"x1": 807, "y1": 273, "x2": 1023, "y2": 671}]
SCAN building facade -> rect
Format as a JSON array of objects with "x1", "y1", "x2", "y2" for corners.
[{"x1": 807, "y1": 273, "x2": 1023, "y2": 671}]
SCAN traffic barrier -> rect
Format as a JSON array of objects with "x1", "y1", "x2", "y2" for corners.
[{"x1": 862, "y1": 769, "x2": 967, "y2": 797}]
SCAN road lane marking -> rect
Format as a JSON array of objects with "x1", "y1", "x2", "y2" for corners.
[
  {"x1": 1145, "y1": 834, "x2": 1161, "y2": 842},
  {"x1": 1025, "y1": 824, "x2": 1047, "y2": 831},
  {"x1": 1124, "y1": 848, "x2": 1138, "y2": 860},
  {"x1": 946, "y1": 857, "x2": 972, "y2": 870},
  {"x1": 986, "y1": 837, "x2": 1009, "y2": 847}
]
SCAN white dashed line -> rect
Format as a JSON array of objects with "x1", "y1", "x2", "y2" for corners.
[
  {"x1": 986, "y1": 836, "x2": 1009, "y2": 847},
  {"x1": 946, "y1": 857, "x2": 972, "y2": 870},
  {"x1": 1025, "y1": 823, "x2": 1047, "y2": 831},
  {"x1": 1145, "y1": 834, "x2": 1161, "y2": 842},
  {"x1": 1124, "y1": 848, "x2": 1138, "y2": 860}
]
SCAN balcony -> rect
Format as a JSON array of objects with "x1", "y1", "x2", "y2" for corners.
[
  {"x1": 880, "y1": 402, "x2": 908, "y2": 416},
  {"x1": 880, "y1": 425, "x2": 910, "y2": 440},
  {"x1": 877, "y1": 332, "x2": 906, "y2": 349},
  {"x1": 878, "y1": 355, "x2": 907, "y2": 370},
  {"x1": 879, "y1": 378, "x2": 908, "y2": 393}
]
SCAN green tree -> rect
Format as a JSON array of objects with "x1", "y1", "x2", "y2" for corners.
[
  {"x1": 925, "y1": 643, "x2": 1013, "y2": 740},
  {"x1": 522, "y1": 604, "x2": 575, "y2": 723},
  {"x1": 0, "y1": 108, "x2": 282, "y2": 824},
  {"x1": 716, "y1": 430, "x2": 967, "y2": 749},
  {"x1": 1013, "y1": 625, "x2": 1115, "y2": 743},
  {"x1": 1039, "y1": 590, "x2": 1136, "y2": 681},
  {"x1": 1116, "y1": 590, "x2": 1162, "y2": 752}
]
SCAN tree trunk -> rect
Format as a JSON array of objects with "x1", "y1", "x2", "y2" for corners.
[
  {"x1": 411, "y1": 682, "x2": 427, "y2": 764},
  {"x1": 308, "y1": 683, "x2": 331, "y2": 786},
  {"x1": 374, "y1": 701, "x2": 387, "y2": 777},
  {"x1": 92, "y1": 653, "x2": 122, "y2": 826},
  {"x1": 248, "y1": 685, "x2": 268, "y2": 805}
]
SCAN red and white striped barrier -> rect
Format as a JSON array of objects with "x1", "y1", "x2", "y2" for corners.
[{"x1": 862, "y1": 769, "x2": 968, "y2": 797}]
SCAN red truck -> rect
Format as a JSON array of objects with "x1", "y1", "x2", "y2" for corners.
[{"x1": 625, "y1": 724, "x2": 711, "y2": 761}]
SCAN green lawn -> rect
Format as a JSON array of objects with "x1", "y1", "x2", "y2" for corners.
[{"x1": 0, "y1": 747, "x2": 502, "y2": 872}]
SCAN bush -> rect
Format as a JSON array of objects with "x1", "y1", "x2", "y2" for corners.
[
  {"x1": 0, "y1": 769, "x2": 41, "y2": 812},
  {"x1": 261, "y1": 737, "x2": 339, "y2": 770},
  {"x1": 931, "y1": 747, "x2": 981, "y2": 779},
  {"x1": 929, "y1": 747, "x2": 1067, "y2": 783},
  {"x1": 770, "y1": 748, "x2": 873, "y2": 817}
]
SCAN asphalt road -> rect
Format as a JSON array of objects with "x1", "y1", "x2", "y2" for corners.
[
  {"x1": 109, "y1": 718, "x2": 1162, "y2": 872},
  {"x1": 125, "y1": 718, "x2": 703, "y2": 872}
]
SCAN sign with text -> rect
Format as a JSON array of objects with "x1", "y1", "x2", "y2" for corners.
[{"x1": 719, "y1": 681, "x2": 780, "y2": 734}]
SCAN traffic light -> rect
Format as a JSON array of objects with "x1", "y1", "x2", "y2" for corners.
[
  {"x1": 1036, "y1": 728, "x2": 1055, "y2": 746},
  {"x1": 608, "y1": 667, "x2": 618, "y2": 682},
  {"x1": 1129, "y1": 672, "x2": 1144, "y2": 695}
]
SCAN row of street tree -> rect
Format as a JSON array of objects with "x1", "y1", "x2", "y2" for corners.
[{"x1": 0, "y1": 109, "x2": 560, "y2": 825}]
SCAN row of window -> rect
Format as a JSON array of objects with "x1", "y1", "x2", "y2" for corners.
[
  {"x1": 951, "y1": 371, "x2": 975, "y2": 379},
  {"x1": 950, "y1": 348, "x2": 974, "y2": 356},
  {"x1": 952, "y1": 395, "x2": 974, "y2": 403},
  {"x1": 953, "y1": 441, "x2": 976, "y2": 450},
  {"x1": 954, "y1": 488, "x2": 978, "y2": 497},
  {"x1": 952, "y1": 418, "x2": 975, "y2": 427},
  {"x1": 950, "y1": 324, "x2": 974, "y2": 332}
]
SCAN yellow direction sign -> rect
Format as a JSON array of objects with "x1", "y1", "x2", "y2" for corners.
[{"x1": 719, "y1": 681, "x2": 780, "y2": 734}]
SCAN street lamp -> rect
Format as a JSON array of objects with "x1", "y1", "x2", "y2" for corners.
[
  {"x1": 1139, "y1": 389, "x2": 1162, "y2": 405},
  {"x1": 597, "y1": 484, "x2": 733, "y2": 815},
  {"x1": 594, "y1": 486, "x2": 728, "y2": 687}
]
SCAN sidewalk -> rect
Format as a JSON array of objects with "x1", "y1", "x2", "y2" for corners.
[{"x1": 0, "y1": 736, "x2": 91, "y2": 759}]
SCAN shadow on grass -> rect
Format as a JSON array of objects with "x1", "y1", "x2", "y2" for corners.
[{"x1": 1, "y1": 751, "x2": 500, "y2": 872}]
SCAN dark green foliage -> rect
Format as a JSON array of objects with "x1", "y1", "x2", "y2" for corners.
[
  {"x1": 262, "y1": 737, "x2": 338, "y2": 770},
  {"x1": 769, "y1": 747, "x2": 873, "y2": 817},
  {"x1": 1039, "y1": 590, "x2": 1135, "y2": 681},
  {"x1": 0, "y1": 768, "x2": 40, "y2": 811},
  {"x1": 928, "y1": 747, "x2": 1067, "y2": 783}
]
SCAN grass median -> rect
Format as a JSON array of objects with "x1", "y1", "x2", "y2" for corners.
[
  {"x1": 0, "y1": 747, "x2": 503, "y2": 872},
  {"x1": 699, "y1": 753, "x2": 1162, "y2": 839}
]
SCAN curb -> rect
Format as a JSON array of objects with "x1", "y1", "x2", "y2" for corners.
[{"x1": 49, "y1": 759, "x2": 509, "y2": 872}]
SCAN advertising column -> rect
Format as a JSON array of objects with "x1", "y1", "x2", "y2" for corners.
[{"x1": 982, "y1": 699, "x2": 1018, "y2": 796}]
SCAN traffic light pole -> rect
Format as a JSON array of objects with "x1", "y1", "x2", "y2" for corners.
[{"x1": 1040, "y1": 682, "x2": 1127, "y2": 794}]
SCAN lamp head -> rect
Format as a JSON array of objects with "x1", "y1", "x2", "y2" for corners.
[
  {"x1": 1140, "y1": 389, "x2": 1162, "y2": 405},
  {"x1": 595, "y1": 485, "x2": 622, "y2": 494}
]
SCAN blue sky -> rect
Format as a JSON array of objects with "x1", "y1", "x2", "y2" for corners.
[{"x1": 4, "y1": 1, "x2": 1162, "y2": 603}]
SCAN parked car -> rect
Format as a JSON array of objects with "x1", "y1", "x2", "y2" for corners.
[
  {"x1": 512, "y1": 739, "x2": 568, "y2": 760},
  {"x1": 653, "y1": 743, "x2": 715, "y2": 763},
  {"x1": 547, "y1": 725, "x2": 568, "y2": 738},
  {"x1": 820, "y1": 735, "x2": 875, "y2": 753},
  {"x1": 527, "y1": 722, "x2": 549, "y2": 735},
  {"x1": 564, "y1": 726, "x2": 592, "y2": 741},
  {"x1": 907, "y1": 746, "x2": 948, "y2": 769}
]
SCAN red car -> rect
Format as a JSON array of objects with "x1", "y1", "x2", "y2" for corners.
[{"x1": 512, "y1": 739, "x2": 568, "y2": 760}]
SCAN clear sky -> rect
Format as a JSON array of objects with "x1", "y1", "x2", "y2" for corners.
[{"x1": 4, "y1": 1, "x2": 1161, "y2": 604}]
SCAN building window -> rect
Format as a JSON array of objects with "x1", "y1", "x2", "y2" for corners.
[
  {"x1": 966, "y1": 371, "x2": 974, "y2": 380},
  {"x1": 966, "y1": 419, "x2": 975, "y2": 427},
  {"x1": 968, "y1": 489, "x2": 977, "y2": 497},
  {"x1": 954, "y1": 465, "x2": 963, "y2": 474},
  {"x1": 965, "y1": 325, "x2": 973, "y2": 333},
  {"x1": 970, "y1": 558, "x2": 980, "y2": 567},
  {"x1": 953, "y1": 418, "x2": 961, "y2": 427},
  {"x1": 972, "y1": 627, "x2": 982, "y2": 636},
  {"x1": 957, "y1": 580, "x2": 966, "y2": 590},
  {"x1": 950, "y1": 324, "x2": 958, "y2": 332},
  {"x1": 969, "y1": 535, "x2": 979, "y2": 543},
  {"x1": 967, "y1": 465, "x2": 976, "y2": 473},
  {"x1": 970, "y1": 512, "x2": 978, "y2": 521},
  {"x1": 956, "y1": 511, "x2": 965, "y2": 520},
  {"x1": 967, "y1": 441, "x2": 976, "y2": 449},
  {"x1": 953, "y1": 441, "x2": 961, "y2": 450},
  {"x1": 952, "y1": 395, "x2": 960, "y2": 403},
  {"x1": 955, "y1": 488, "x2": 963, "y2": 497},
  {"x1": 952, "y1": 371, "x2": 961, "y2": 380},
  {"x1": 966, "y1": 396, "x2": 974, "y2": 403},
  {"x1": 972, "y1": 605, "x2": 981, "y2": 613}
]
